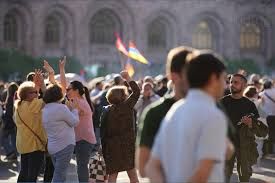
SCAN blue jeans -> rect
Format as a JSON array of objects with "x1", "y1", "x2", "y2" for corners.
[
  {"x1": 75, "y1": 140, "x2": 94, "y2": 182},
  {"x1": 51, "y1": 144, "x2": 75, "y2": 183}
]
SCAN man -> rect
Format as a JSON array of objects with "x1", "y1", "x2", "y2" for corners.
[
  {"x1": 136, "y1": 46, "x2": 193, "y2": 177},
  {"x1": 155, "y1": 76, "x2": 168, "y2": 97},
  {"x1": 146, "y1": 51, "x2": 228, "y2": 182},
  {"x1": 221, "y1": 74, "x2": 268, "y2": 182}
]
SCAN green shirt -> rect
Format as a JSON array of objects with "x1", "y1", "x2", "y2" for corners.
[{"x1": 138, "y1": 96, "x2": 176, "y2": 149}]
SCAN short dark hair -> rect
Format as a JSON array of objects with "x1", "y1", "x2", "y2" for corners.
[
  {"x1": 43, "y1": 84, "x2": 64, "y2": 104},
  {"x1": 244, "y1": 86, "x2": 257, "y2": 98},
  {"x1": 166, "y1": 46, "x2": 193, "y2": 75},
  {"x1": 232, "y1": 73, "x2": 247, "y2": 83},
  {"x1": 263, "y1": 80, "x2": 272, "y2": 89},
  {"x1": 186, "y1": 51, "x2": 226, "y2": 88},
  {"x1": 114, "y1": 75, "x2": 123, "y2": 85}
]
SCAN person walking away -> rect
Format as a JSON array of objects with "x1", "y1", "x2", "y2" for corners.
[
  {"x1": 145, "y1": 51, "x2": 228, "y2": 182},
  {"x1": 136, "y1": 46, "x2": 193, "y2": 177}
]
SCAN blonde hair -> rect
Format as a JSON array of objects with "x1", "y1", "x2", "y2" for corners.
[
  {"x1": 16, "y1": 81, "x2": 35, "y2": 105},
  {"x1": 106, "y1": 86, "x2": 128, "y2": 104}
]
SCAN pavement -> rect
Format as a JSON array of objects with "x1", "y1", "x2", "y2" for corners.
[{"x1": 0, "y1": 154, "x2": 275, "y2": 182}]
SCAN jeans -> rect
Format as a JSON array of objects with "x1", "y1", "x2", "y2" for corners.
[
  {"x1": 75, "y1": 140, "x2": 94, "y2": 182},
  {"x1": 2, "y1": 128, "x2": 16, "y2": 155},
  {"x1": 17, "y1": 151, "x2": 45, "y2": 182},
  {"x1": 51, "y1": 144, "x2": 75, "y2": 183}
]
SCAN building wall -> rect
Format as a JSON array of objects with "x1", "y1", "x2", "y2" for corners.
[{"x1": 0, "y1": 0, "x2": 274, "y2": 75}]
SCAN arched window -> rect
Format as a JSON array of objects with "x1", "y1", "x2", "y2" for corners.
[
  {"x1": 4, "y1": 14, "x2": 18, "y2": 43},
  {"x1": 45, "y1": 16, "x2": 60, "y2": 44},
  {"x1": 240, "y1": 22, "x2": 261, "y2": 50},
  {"x1": 90, "y1": 10, "x2": 121, "y2": 44},
  {"x1": 192, "y1": 21, "x2": 212, "y2": 49},
  {"x1": 148, "y1": 18, "x2": 167, "y2": 49}
]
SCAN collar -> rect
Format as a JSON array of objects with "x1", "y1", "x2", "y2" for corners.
[{"x1": 186, "y1": 89, "x2": 216, "y2": 105}]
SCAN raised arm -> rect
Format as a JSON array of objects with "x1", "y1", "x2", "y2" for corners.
[
  {"x1": 33, "y1": 69, "x2": 46, "y2": 94},
  {"x1": 145, "y1": 156, "x2": 164, "y2": 183},
  {"x1": 59, "y1": 56, "x2": 67, "y2": 95},
  {"x1": 43, "y1": 60, "x2": 56, "y2": 85},
  {"x1": 120, "y1": 70, "x2": 140, "y2": 108}
]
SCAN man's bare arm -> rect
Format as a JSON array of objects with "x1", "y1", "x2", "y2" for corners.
[
  {"x1": 145, "y1": 156, "x2": 164, "y2": 183},
  {"x1": 135, "y1": 146, "x2": 151, "y2": 177},
  {"x1": 188, "y1": 159, "x2": 215, "y2": 183}
]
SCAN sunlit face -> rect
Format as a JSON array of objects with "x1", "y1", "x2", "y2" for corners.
[
  {"x1": 230, "y1": 76, "x2": 246, "y2": 94},
  {"x1": 26, "y1": 88, "x2": 39, "y2": 101}
]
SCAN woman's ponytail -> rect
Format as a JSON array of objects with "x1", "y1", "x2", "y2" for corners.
[{"x1": 84, "y1": 86, "x2": 94, "y2": 112}]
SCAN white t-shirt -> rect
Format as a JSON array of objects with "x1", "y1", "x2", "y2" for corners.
[{"x1": 152, "y1": 89, "x2": 227, "y2": 182}]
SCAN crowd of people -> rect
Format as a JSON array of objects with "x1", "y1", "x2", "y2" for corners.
[{"x1": 0, "y1": 46, "x2": 274, "y2": 183}]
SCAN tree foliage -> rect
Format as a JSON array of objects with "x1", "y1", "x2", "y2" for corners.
[
  {"x1": 224, "y1": 59, "x2": 261, "y2": 74},
  {"x1": 0, "y1": 49, "x2": 83, "y2": 81}
]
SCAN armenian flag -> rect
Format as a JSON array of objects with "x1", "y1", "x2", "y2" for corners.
[
  {"x1": 125, "y1": 58, "x2": 135, "y2": 77},
  {"x1": 128, "y1": 41, "x2": 149, "y2": 65},
  {"x1": 115, "y1": 33, "x2": 129, "y2": 56}
]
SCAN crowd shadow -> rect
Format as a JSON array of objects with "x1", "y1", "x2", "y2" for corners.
[
  {"x1": 0, "y1": 159, "x2": 18, "y2": 180},
  {"x1": 230, "y1": 154, "x2": 275, "y2": 183}
]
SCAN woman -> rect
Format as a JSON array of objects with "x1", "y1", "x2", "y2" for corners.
[
  {"x1": 102, "y1": 71, "x2": 140, "y2": 182},
  {"x1": 2, "y1": 82, "x2": 18, "y2": 160},
  {"x1": 42, "y1": 84, "x2": 79, "y2": 182},
  {"x1": 14, "y1": 71, "x2": 47, "y2": 182},
  {"x1": 66, "y1": 80, "x2": 96, "y2": 182}
]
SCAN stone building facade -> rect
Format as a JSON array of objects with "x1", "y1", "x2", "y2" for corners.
[{"x1": 0, "y1": 0, "x2": 274, "y2": 75}]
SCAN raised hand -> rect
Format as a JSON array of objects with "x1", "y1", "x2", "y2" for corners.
[
  {"x1": 241, "y1": 115, "x2": 253, "y2": 128},
  {"x1": 43, "y1": 60, "x2": 55, "y2": 74},
  {"x1": 67, "y1": 98, "x2": 80, "y2": 112},
  {"x1": 33, "y1": 69, "x2": 44, "y2": 89},
  {"x1": 120, "y1": 70, "x2": 131, "y2": 81},
  {"x1": 59, "y1": 56, "x2": 66, "y2": 70}
]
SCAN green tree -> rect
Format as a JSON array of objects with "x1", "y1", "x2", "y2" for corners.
[
  {"x1": 224, "y1": 59, "x2": 261, "y2": 74},
  {"x1": 0, "y1": 49, "x2": 83, "y2": 81},
  {"x1": 35, "y1": 56, "x2": 83, "y2": 74}
]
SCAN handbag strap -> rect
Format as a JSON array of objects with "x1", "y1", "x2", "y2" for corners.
[
  {"x1": 265, "y1": 92, "x2": 275, "y2": 104},
  {"x1": 16, "y1": 109, "x2": 47, "y2": 147}
]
